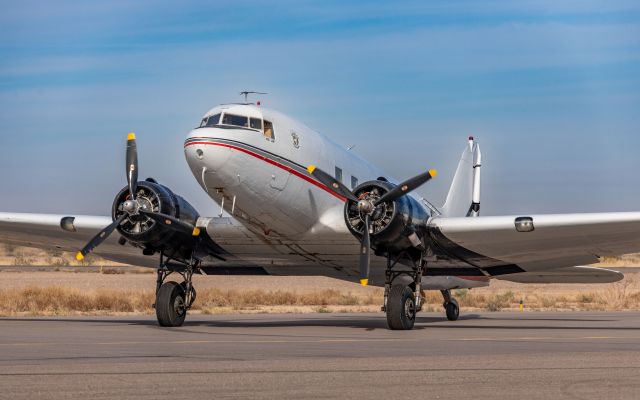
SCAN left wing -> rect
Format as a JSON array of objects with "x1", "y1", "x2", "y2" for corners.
[
  {"x1": 0, "y1": 212, "x2": 365, "y2": 279},
  {"x1": 429, "y1": 212, "x2": 640, "y2": 275},
  {"x1": 0, "y1": 212, "x2": 157, "y2": 267}
]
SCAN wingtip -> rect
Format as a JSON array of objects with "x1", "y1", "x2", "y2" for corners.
[
  {"x1": 127, "y1": 132, "x2": 136, "y2": 141},
  {"x1": 307, "y1": 165, "x2": 316, "y2": 174},
  {"x1": 75, "y1": 251, "x2": 84, "y2": 261},
  {"x1": 429, "y1": 169, "x2": 437, "y2": 178}
]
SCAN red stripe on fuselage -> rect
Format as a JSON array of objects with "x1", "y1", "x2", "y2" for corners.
[{"x1": 184, "y1": 140, "x2": 347, "y2": 201}]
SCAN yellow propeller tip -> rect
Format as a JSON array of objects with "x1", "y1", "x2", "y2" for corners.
[
  {"x1": 127, "y1": 132, "x2": 136, "y2": 141},
  {"x1": 307, "y1": 165, "x2": 316, "y2": 174},
  {"x1": 360, "y1": 279, "x2": 369, "y2": 286},
  {"x1": 75, "y1": 252, "x2": 84, "y2": 261},
  {"x1": 192, "y1": 227, "x2": 201, "y2": 236},
  {"x1": 429, "y1": 169, "x2": 438, "y2": 178}
]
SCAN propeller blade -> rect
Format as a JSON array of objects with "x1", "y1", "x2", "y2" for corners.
[
  {"x1": 374, "y1": 169, "x2": 437, "y2": 206},
  {"x1": 359, "y1": 214, "x2": 371, "y2": 286},
  {"x1": 75, "y1": 214, "x2": 127, "y2": 261},
  {"x1": 126, "y1": 132, "x2": 138, "y2": 200},
  {"x1": 139, "y1": 210, "x2": 202, "y2": 237},
  {"x1": 307, "y1": 165, "x2": 358, "y2": 202}
]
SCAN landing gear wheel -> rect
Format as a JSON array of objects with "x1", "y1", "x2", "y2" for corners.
[
  {"x1": 156, "y1": 281, "x2": 187, "y2": 327},
  {"x1": 445, "y1": 299, "x2": 459, "y2": 321},
  {"x1": 386, "y1": 285, "x2": 416, "y2": 330}
]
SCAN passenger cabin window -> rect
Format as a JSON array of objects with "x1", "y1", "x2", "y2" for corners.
[
  {"x1": 351, "y1": 176, "x2": 358, "y2": 189},
  {"x1": 264, "y1": 120, "x2": 275, "y2": 140},
  {"x1": 222, "y1": 113, "x2": 249, "y2": 128},
  {"x1": 335, "y1": 167, "x2": 343, "y2": 182}
]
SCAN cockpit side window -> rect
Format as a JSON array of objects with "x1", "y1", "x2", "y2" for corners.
[
  {"x1": 222, "y1": 113, "x2": 249, "y2": 128},
  {"x1": 250, "y1": 118, "x2": 262, "y2": 130},
  {"x1": 204, "y1": 113, "x2": 220, "y2": 127},
  {"x1": 264, "y1": 120, "x2": 275, "y2": 140}
]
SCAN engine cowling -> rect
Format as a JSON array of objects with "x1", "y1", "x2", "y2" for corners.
[
  {"x1": 112, "y1": 180, "x2": 200, "y2": 257},
  {"x1": 344, "y1": 180, "x2": 430, "y2": 255}
]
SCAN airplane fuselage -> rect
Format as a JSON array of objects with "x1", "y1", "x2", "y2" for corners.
[
  {"x1": 183, "y1": 103, "x2": 490, "y2": 290},
  {"x1": 184, "y1": 103, "x2": 391, "y2": 239}
]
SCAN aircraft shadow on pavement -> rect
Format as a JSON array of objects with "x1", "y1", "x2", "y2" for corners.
[
  {"x1": 2, "y1": 313, "x2": 635, "y2": 332},
  {"x1": 3, "y1": 316, "x2": 429, "y2": 331}
]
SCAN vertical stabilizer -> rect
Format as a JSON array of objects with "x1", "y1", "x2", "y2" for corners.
[{"x1": 440, "y1": 137, "x2": 482, "y2": 217}]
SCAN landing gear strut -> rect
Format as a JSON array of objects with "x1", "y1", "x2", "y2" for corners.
[
  {"x1": 382, "y1": 251, "x2": 425, "y2": 330},
  {"x1": 154, "y1": 251, "x2": 198, "y2": 327},
  {"x1": 441, "y1": 289, "x2": 459, "y2": 321}
]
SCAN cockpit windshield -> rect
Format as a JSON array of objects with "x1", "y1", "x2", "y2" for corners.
[
  {"x1": 197, "y1": 112, "x2": 273, "y2": 139},
  {"x1": 222, "y1": 113, "x2": 249, "y2": 128}
]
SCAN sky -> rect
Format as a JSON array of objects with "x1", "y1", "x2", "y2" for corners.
[{"x1": 1, "y1": 0, "x2": 639, "y2": 217}]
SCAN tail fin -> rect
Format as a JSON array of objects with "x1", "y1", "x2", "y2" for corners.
[{"x1": 440, "y1": 137, "x2": 481, "y2": 217}]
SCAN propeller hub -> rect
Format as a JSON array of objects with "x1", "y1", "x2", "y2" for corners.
[
  {"x1": 122, "y1": 199, "x2": 138, "y2": 214},
  {"x1": 357, "y1": 199, "x2": 374, "y2": 214}
]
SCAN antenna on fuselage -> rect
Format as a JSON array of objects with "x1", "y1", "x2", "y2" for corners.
[{"x1": 239, "y1": 91, "x2": 267, "y2": 104}]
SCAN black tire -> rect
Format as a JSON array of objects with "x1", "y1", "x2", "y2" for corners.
[
  {"x1": 386, "y1": 285, "x2": 416, "y2": 330},
  {"x1": 445, "y1": 299, "x2": 459, "y2": 321},
  {"x1": 156, "y1": 281, "x2": 187, "y2": 327}
]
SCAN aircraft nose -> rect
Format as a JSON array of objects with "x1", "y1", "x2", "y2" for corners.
[{"x1": 184, "y1": 130, "x2": 231, "y2": 172}]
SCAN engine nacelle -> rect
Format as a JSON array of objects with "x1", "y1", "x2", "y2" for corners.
[
  {"x1": 112, "y1": 180, "x2": 200, "y2": 258},
  {"x1": 344, "y1": 180, "x2": 430, "y2": 255}
]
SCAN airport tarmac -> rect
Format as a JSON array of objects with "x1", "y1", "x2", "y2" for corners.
[{"x1": 0, "y1": 312, "x2": 638, "y2": 399}]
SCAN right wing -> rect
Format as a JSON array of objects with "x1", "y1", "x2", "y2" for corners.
[
  {"x1": 494, "y1": 266, "x2": 623, "y2": 284},
  {"x1": 429, "y1": 212, "x2": 640, "y2": 276}
]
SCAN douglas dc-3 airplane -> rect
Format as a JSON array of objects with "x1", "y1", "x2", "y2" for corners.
[{"x1": 0, "y1": 93, "x2": 633, "y2": 330}]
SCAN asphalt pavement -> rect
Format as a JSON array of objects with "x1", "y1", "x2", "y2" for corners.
[{"x1": 0, "y1": 312, "x2": 639, "y2": 399}]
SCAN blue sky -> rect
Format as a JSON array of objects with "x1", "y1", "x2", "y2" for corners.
[{"x1": 1, "y1": 0, "x2": 639, "y2": 216}]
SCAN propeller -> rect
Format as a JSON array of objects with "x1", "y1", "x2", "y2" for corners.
[
  {"x1": 76, "y1": 214, "x2": 127, "y2": 261},
  {"x1": 75, "y1": 133, "x2": 201, "y2": 262},
  {"x1": 307, "y1": 165, "x2": 437, "y2": 285},
  {"x1": 126, "y1": 132, "x2": 138, "y2": 201},
  {"x1": 139, "y1": 210, "x2": 201, "y2": 237},
  {"x1": 306, "y1": 165, "x2": 357, "y2": 202}
]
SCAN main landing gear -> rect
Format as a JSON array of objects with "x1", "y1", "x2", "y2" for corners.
[
  {"x1": 382, "y1": 251, "x2": 425, "y2": 330},
  {"x1": 154, "y1": 252, "x2": 198, "y2": 327},
  {"x1": 380, "y1": 252, "x2": 463, "y2": 328}
]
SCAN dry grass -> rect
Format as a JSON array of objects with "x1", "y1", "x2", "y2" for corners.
[
  {"x1": 0, "y1": 244, "x2": 130, "y2": 267},
  {"x1": 1, "y1": 244, "x2": 639, "y2": 316},
  {"x1": 448, "y1": 275, "x2": 640, "y2": 312},
  {"x1": 0, "y1": 287, "x2": 382, "y2": 316},
  {"x1": 1, "y1": 276, "x2": 638, "y2": 316}
]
